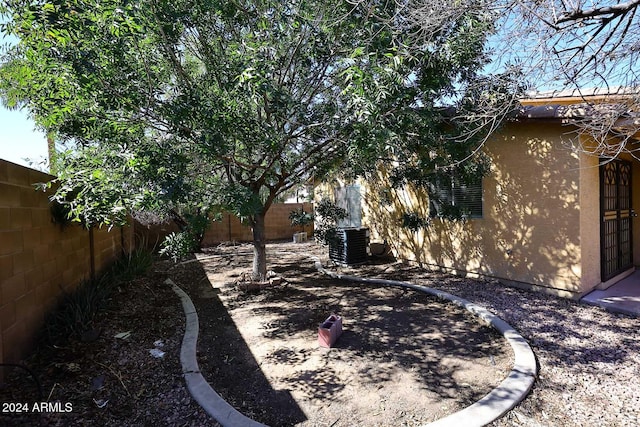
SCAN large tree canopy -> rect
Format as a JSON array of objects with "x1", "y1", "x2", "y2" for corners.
[
  {"x1": 1, "y1": 0, "x2": 504, "y2": 279},
  {"x1": 496, "y1": 0, "x2": 640, "y2": 157},
  {"x1": 496, "y1": 0, "x2": 639, "y2": 92},
  {"x1": 406, "y1": 0, "x2": 640, "y2": 158},
  {"x1": 405, "y1": 0, "x2": 639, "y2": 91}
]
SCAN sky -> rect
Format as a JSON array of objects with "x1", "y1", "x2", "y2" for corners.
[
  {"x1": 0, "y1": 106, "x2": 48, "y2": 170},
  {"x1": 0, "y1": 17, "x2": 49, "y2": 171}
]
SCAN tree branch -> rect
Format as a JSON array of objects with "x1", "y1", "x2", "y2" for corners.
[{"x1": 555, "y1": 0, "x2": 640, "y2": 24}]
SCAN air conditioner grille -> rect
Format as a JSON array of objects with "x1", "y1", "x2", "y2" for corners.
[{"x1": 329, "y1": 227, "x2": 369, "y2": 265}]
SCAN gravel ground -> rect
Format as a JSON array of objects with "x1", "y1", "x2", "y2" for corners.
[
  {"x1": 347, "y1": 260, "x2": 640, "y2": 427},
  {"x1": 3, "y1": 241, "x2": 637, "y2": 426}
]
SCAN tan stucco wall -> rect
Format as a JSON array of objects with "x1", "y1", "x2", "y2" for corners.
[
  {"x1": 362, "y1": 122, "x2": 595, "y2": 298},
  {"x1": 633, "y1": 161, "x2": 640, "y2": 267},
  {"x1": 578, "y1": 148, "x2": 601, "y2": 291}
]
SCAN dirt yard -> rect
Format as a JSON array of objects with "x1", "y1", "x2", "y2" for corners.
[
  {"x1": 0, "y1": 241, "x2": 513, "y2": 426},
  {"x1": 174, "y1": 242, "x2": 512, "y2": 426}
]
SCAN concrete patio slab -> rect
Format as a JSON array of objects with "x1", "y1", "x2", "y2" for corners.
[{"x1": 581, "y1": 270, "x2": 640, "y2": 316}]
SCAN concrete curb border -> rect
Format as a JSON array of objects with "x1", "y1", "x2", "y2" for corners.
[
  {"x1": 166, "y1": 256, "x2": 537, "y2": 427},
  {"x1": 166, "y1": 278, "x2": 266, "y2": 427},
  {"x1": 313, "y1": 259, "x2": 538, "y2": 427}
]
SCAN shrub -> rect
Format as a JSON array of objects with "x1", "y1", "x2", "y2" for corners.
[
  {"x1": 110, "y1": 247, "x2": 155, "y2": 282},
  {"x1": 289, "y1": 208, "x2": 313, "y2": 233},
  {"x1": 158, "y1": 210, "x2": 213, "y2": 262},
  {"x1": 43, "y1": 248, "x2": 154, "y2": 344},
  {"x1": 159, "y1": 231, "x2": 197, "y2": 262},
  {"x1": 314, "y1": 197, "x2": 347, "y2": 246}
]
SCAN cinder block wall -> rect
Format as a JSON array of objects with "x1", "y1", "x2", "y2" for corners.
[
  {"x1": 137, "y1": 202, "x2": 314, "y2": 248},
  {"x1": 0, "y1": 160, "x2": 133, "y2": 367},
  {"x1": 203, "y1": 202, "x2": 314, "y2": 245}
]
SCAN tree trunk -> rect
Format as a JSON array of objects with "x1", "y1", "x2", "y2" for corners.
[
  {"x1": 47, "y1": 133, "x2": 57, "y2": 175},
  {"x1": 252, "y1": 211, "x2": 268, "y2": 281}
]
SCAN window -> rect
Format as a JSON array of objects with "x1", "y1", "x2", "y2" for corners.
[{"x1": 428, "y1": 173, "x2": 483, "y2": 219}]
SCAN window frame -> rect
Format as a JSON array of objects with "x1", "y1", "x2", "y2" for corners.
[{"x1": 428, "y1": 172, "x2": 483, "y2": 219}]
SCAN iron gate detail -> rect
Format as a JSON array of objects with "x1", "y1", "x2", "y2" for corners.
[{"x1": 600, "y1": 160, "x2": 633, "y2": 281}]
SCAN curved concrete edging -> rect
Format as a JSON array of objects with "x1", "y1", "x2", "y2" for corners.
[
  {"x1": 312, "y1": 259, "x2": 538, "y2": 427},
  {"x1": 166, "y1": 278, "x2": 267, "y2": 427},
  {"x1": 165, "y1": 257, "x2": 537, "y2": 427}
]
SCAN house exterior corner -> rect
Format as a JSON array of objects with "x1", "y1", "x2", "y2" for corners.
[{"x1": 359, "y1": 122, "x2": 612, "y2": 299}]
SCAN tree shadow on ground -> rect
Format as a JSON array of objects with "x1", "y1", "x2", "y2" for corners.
[
  {"x1": 257, "y1": 271, "x2": 504, "y2": 404},
  {"x1": 354, "y1": 260, "x2": 640, "y2": 360},
  {"x1": 354, "y1": 259, "x2": 640, "y2": 426},
  {"x1": 182, "y1": 245, "x2": 512, "y2": 426},
  {"x1": 168, "y1": 258, "x2": 308, "y2": 426}
]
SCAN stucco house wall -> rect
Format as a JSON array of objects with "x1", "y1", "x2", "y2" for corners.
[
  {"x1": 578, "y1": 146, "x2": 601, "y2": 293},
  {"x1": 359, "y1": 122, "x2": 616, "y2": 299}
]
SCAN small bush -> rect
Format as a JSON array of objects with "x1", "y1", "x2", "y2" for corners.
[
  {"x1": 110, "y1": 247, "x2": 155, "y2": 282},
  {"x1": 185, "y1": 213, "x2": 210, "y2": 247},
  {"x1": 159, "y1": 212, "x2": 212, "y2": 262},
  {"x1": 314, "y1": 198, "x2": 347, "y2": 246},
  {"x1": 44, "y1": 278, "x2": 112, "y2": 343},
  {"x1": 289, "y1": 208, "x2": 313, "y2": 232},
  {"x1": 43, "y1": 248, "x2": 154, "y2": 344},
  {"x1": 159, "y1": 231, "x2": 197, "y2": 262}
]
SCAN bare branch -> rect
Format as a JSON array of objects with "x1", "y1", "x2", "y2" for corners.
[{"x1": 556, "y1": 0, "x2": 640, "y2": 24}]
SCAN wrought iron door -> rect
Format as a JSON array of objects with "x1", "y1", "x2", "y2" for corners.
[{"x1": 600, "y1": 159, "x2": 633, "y2": 281}]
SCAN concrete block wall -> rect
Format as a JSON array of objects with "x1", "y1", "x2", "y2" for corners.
[
  {"x1": 137, "y1": 203, "x2": 314, "y2": 248},
  {"x1": 268, "y1": 202, "x2": 314, "y2": 239},
  {"x1": 0, "y1": 159, "x2": 133, "y2": 367},
  {"x1": 203, "y1": 202, "x2": 314, "y2": 245},
  {"x1": 92, "y1": 226, "x2": 134, "y2": 274},
  {"x1": 203, "y1": 213, "x2": 253, "y2": 243},
  {"x1": 135, "y1": 220, "x2": 180, "y2": 251}
]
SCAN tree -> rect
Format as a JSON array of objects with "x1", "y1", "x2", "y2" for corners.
[
  {"x1": 498, "y1": 0, "x2": 640, "y2": 158},
  {"x1": 497, "y1": 0, "x2": 639, "y2": 91},
  {"x1": 405, "y1": 0, "x2": 639, "y2": 92},
  {"x1": 406, "y1": 0, "x2": 640, "y2": 158},
  {"x1": 1, "y1": 0, "x2": 499, "y2": 280}
]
